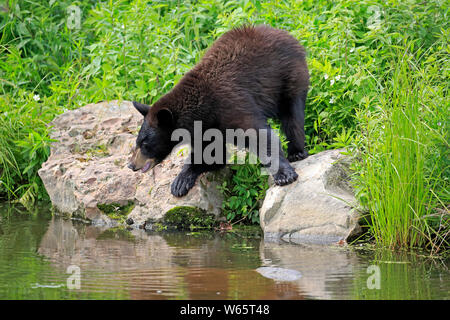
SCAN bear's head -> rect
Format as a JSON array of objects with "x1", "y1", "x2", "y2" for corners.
[{"x1": 128, "y1": 101, "x2": 175, "y2": 172}]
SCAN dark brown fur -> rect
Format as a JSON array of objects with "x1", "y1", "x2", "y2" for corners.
[{"x1": 130, "y1": 25, "x2": 310, "y2": 197}]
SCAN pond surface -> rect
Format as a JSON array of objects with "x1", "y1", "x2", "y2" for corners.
[{"x1": 0, "y1": 204, "x2": 448, "y2": 300}]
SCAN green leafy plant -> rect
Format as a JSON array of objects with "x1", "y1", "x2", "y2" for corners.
[{"x1": 218, "y1": 153, "x2": 268, "y2": 224}]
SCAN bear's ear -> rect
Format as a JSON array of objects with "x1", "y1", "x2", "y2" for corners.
[
  {"x1": 132, "y1": 101, "x2": 150, "y2": 117},
  {"x1": 156, "y1": 108, "x2": 174, "y2": 128}
]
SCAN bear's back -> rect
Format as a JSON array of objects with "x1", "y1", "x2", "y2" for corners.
[
  {"x1": 162, "y1": 25, "x2": 309, "y2": 124},
  {"x1": 194, "y1": 25, "x2": 306, "y2": 84}
]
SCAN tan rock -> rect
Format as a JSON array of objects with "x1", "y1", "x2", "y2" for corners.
[
  {"x1": 38, "y1": 100, "x2": 227, "y2": 227},
  {"x1": 259, "y1": 149, "x2": 361, "y2": 244}
]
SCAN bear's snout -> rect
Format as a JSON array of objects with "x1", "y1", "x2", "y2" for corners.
[
  {"x1": 127, "y1": 162, "x2": 138, "y2": 171},
  {"x1": 128, "y1": 147, "x2": 157, "y2": 173}
]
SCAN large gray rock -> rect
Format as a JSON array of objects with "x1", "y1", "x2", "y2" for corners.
[
  {"x1": 38, "y1": 100, "x2": 228, "y2": 227},
  {"x1": 259, "y1": 149, "x2": 360, "y2": 244}
]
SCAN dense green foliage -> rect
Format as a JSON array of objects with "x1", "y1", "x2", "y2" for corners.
[{"x1": 0, "y1": 0, "x2": 448, "y2": 249}]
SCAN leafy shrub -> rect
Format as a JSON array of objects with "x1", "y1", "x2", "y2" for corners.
[{"x1": 218, "y1": 153, "x2": 269, "y2": 224}]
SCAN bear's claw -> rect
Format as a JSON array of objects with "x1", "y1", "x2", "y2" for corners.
[
  {"x1": 273, "y1": 167, "x2": 298, "y2": 186},
  {"x1": 171, "y1": 171, "x2": 198, "y2": 197},
  {"x1": 287, "y1": 150, "x2": 308, "y2": 163}
]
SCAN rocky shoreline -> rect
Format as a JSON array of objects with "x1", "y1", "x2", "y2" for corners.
[{"x1": 38, "y1": 100, "x2": 360, "y2": 244}]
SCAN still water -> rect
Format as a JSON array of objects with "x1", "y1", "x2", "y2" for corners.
[{"x1": 0, "y1": 204, "x2": 448, "y2": 300}]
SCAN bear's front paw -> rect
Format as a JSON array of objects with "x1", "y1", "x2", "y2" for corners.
[
  {"x1": 273, "y1": 166, "x2": 298, "y2": 186},
  {"x1": 287, "y1": 150, "x2": 308, "y2": 162},
  {"x1": 171, "y1": 171, "x2": 198, "y2": 197}
]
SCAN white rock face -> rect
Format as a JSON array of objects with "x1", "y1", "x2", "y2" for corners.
[
  {"x1": 259, "y1": 149, "x2": 360, "y2": 244},
  {"x1": 38, "y1": 100, "x2": 227, "y2": 227}
]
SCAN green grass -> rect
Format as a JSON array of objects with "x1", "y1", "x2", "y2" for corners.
[
  {"x1": 352, "y1": 43, "x2": 449, "y2": 252},
  {"x1": 0, "y1": 0, "x2": 448, "y2": 250}
]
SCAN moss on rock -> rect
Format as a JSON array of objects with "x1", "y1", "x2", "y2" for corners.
[
  {"x1": 163, "y1": 206, "x2": 217, "y2": 230},
  {"x1": 97, "y1": 201, "x2": 135, "y2": 223}
]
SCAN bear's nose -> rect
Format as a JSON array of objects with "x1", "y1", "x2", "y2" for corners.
[{"x1": 128, "y1": 163, "x2": 136, "y2": 171}]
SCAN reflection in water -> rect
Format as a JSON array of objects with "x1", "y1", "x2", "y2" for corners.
[
  {"x1": 260, "y1": 241, "x2": 361, "y2": 299},
  {"x1": 256, "y1": 267, "x2": 302, "y2": 282},
  {"x1": 37, "y1": 217, "x2": 313, "y2": 299},
  {"x1": 0, "y1": 205, "x2": 448, "y2": 300}
]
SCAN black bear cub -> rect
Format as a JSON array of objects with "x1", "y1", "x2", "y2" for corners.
[{"x1": 129, "y1": 25, "x2": 309, "y2": 197}]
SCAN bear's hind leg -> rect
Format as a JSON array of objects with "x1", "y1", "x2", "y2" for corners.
[
  {"x1": 253, "y1": 124, "x2": 298, "y2": 186},
  {"x1": 280, "y1": 93, "x2": 308, "y2": 162}
]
